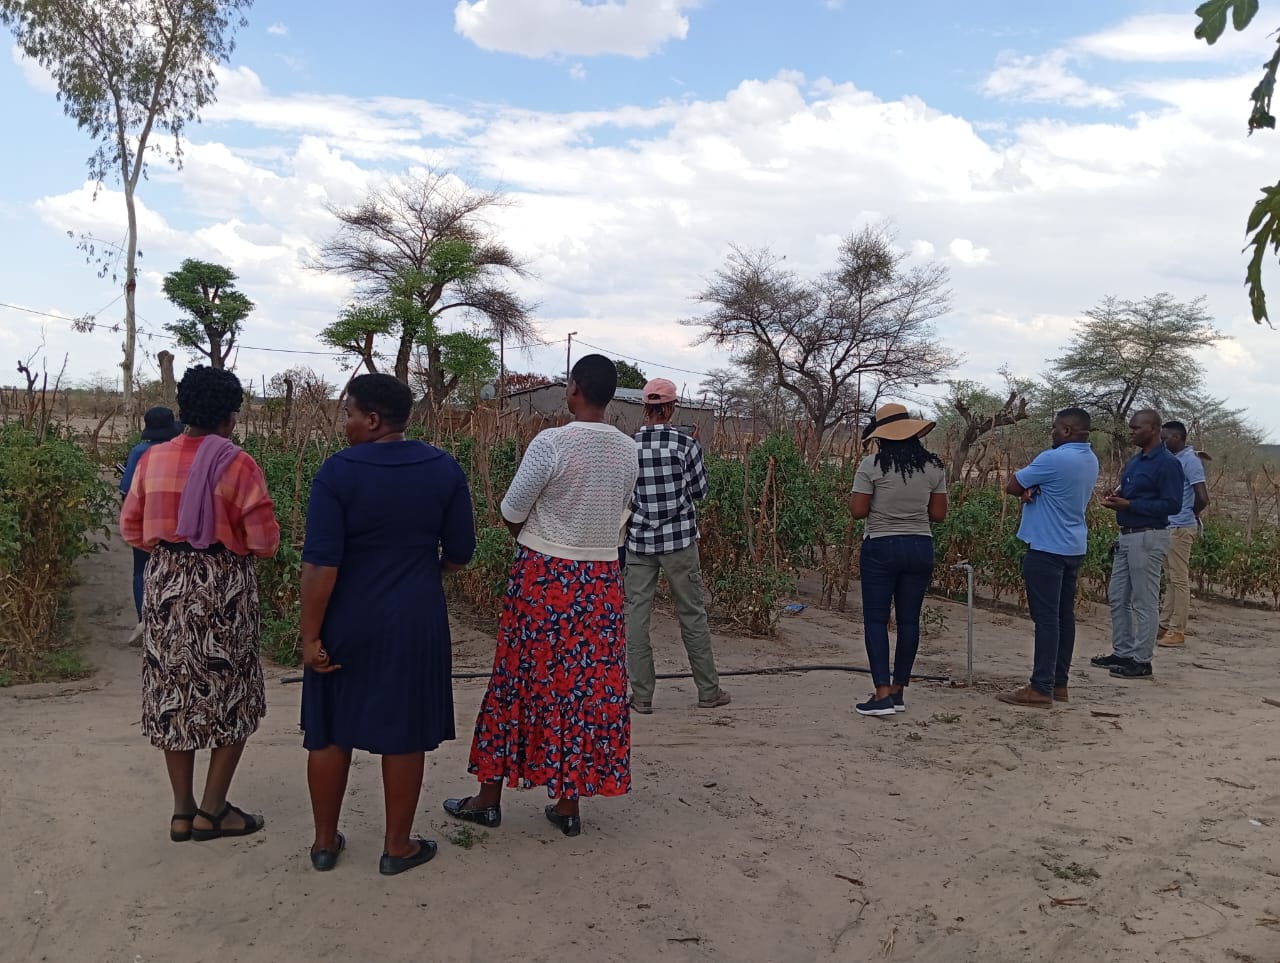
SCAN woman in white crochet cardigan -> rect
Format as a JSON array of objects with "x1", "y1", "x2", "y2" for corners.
[{"x1": 443, "y1": 354, "x2": 639, "y2": 837}]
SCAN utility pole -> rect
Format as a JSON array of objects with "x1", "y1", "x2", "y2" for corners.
[{"x1": 566, "y1": 331, "x2": 577, "y2": 385}]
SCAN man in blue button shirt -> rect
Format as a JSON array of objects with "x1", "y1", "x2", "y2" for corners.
[
  {"x1": 1090, "y1": 409, "x2": 1184, "y2": 679},
  {"x1": 998, "y1": 408, "x2": 1100, "y2": 708}
]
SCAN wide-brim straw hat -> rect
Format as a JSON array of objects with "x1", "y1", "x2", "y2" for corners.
[{"x1": 862, "y1": 403, "x2": 935, "y2": 442}]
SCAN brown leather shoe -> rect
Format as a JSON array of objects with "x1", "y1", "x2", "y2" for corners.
[
  {"x1": 1157, "y1": 631, "x2": 1185, "y2": 647},
  {"x1": 1156, "y1": 624, "x2": 1167, "y2": 640},
  {"x1": 1053, "y1": 686, "x2": 1069, "y2": 703},
  {"x1": 996, "y1": 685, "x2": 1053, "y2": 709}
]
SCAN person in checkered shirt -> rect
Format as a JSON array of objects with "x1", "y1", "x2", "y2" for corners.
[{"x1": 624, "y1": 378, "x2": 730, "y2": 713}]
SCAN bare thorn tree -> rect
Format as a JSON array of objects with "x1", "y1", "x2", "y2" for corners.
[{"x1": 683, "y1": 224, "x2": 957, "y2": 454}]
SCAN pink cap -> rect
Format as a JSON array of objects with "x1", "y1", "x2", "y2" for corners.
[{"x1": 641, "y1": 378, "x2": 678, "y2": 404}]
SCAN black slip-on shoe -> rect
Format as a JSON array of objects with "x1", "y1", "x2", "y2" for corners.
[
  {"x1": 378, "y1": 837, "x2": 437, "y2": 876},
  {"x1": 443, "y1": 796, "x2": 502, "y2": 828},
  {"x1": 310, "y1": 831, "x2": 345, "y2": 872},
  {"x1": 855, "y1": 695, "x2": 897, "y2": 717},
  {"x1": 544, "y1": 805, "x2": 582, "y2": 837}
]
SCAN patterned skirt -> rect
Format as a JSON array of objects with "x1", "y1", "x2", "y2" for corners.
[
  {"x1": 469, "y1": 547, "x2": 631, "y2": 800},
  {"x1": 141, "y1": 544, "x2": 266, "y2": 751}
]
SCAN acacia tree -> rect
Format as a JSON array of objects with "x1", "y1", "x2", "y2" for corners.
[
  {"x1": 1046, "y1": 293, "x2": 1224, "y2": 446},
  {"x1": 161, "y1": 259, "x2": 252, "y2": 368},
  {"x1": 683, "y1": 224, "x2": 956, "y2": 453},
  {"x1": 0, "y1": 0, "x2": 254, "y2": 414},
  {"x1": 313, "y1": 170, "x2": 537, "y2": 390},
  {"x1": 940, "y1": 369, "x2": 1033, "y2": 482},
  {"x1": 614, "y1": 360, "x2": 647, "y2": 390}
]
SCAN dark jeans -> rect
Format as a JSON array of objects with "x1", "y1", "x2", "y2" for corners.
[
  {"x1": 860, "y1": 535, "x2": 935, "y2": 688},
  {"x1": 132, "y1": 547, "x2": 149, "y2": 621},
  {"x1": 1023, "y1": 549, "x2": 1085, "y2": 695}
]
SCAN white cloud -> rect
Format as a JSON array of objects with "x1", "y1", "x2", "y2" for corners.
[
  {"x1": 1073, "y1": 14, "x2": 1266, "y2": 63},
  {"x1": 947, "y1": 239, "x2": 991, "y2": 266},
  {"x1": 453, "y1": 0, "x2": 695, "y2": 58},
  {"x1": 266, "y1": 22, "x2": 289, "y2": 37},
  {"x1": 569, "y1": 62, "x2": 587, "y2": 81},
  {"x1": 10, "y1": 44, "x2": 58, "y2": 94},
  {"x1": 15, "y1": 50, "x2": 1280, "y2": 432},
  {"x1": 983, "y1": 50, "x2": 1122, "y2": 108}
]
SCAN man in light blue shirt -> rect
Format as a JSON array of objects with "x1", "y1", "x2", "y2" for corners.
[
  {"x1": 997, "y1": 408, "x2": 1100, "y2": 708},
  {"x1": 1157, "y1": 421, "x2": 1210, "y2": 647}
]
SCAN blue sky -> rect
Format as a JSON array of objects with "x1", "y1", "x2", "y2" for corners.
[{"x1": 1, "y1": 0, "x2": 1278, "y2": 433}]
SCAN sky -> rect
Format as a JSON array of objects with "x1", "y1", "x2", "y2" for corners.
[{"x1": 1, "y1": 0, "x2": 1278, "y2": 434}]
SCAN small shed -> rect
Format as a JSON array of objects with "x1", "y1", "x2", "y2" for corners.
[{"x1": 505, "y1": 382, "x2": 715, "y2": 437}]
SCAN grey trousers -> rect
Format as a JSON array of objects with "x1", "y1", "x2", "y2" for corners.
[
  {"x1": 1109, "y1": 528, "x2": 1171, "y2": 664},
  {"x1": 624, "y1": 543, "x2": 721, "y2": 703}
]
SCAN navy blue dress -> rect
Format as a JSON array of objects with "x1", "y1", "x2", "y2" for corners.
[{"x1": 300, "y1": 440, "x2": 476, "y2": 755}]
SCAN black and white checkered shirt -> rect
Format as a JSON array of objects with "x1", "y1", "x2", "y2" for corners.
[{"x1": 626, "y1": 425, "x2": 709, "y2": 555}]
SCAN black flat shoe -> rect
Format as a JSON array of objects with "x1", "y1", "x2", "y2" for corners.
[
  {"x1": 191, "y1": 802, "x2": 265, "y2": 842},
  {"x1": 544, "y1": 804, "x2": 581, "y2": 837},
  {"x1": 443, "y1": 796, "x2": 502, "y2": 828},
  {"x1": 379, "y1": 836, "x2": 437, "y2": 876},
  {"x1": 310, "y1": 831, "x2": 345, "y2": 872}
]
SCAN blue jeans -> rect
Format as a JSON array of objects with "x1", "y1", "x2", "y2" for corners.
[
  {"x1": 1022, "y1": 549, "x2": 1085, "y2": 695},
  {"x1": 860, "y1": 535, "x2": 935, "y2": 688},
  {"x1": 1109, "y1": 529, "x2": 1170, "y2": 664},
  {"x1": 132, "y1": 547, "x2": 149, "y2": 621}
]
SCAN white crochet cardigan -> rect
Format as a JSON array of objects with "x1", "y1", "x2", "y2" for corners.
[{"x1": 500, "y1": 421, "x2": 640, "y2": 561}]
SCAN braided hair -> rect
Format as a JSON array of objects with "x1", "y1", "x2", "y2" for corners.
[{"x1": 872, "y1": 437, "x2": 945, "y2": 481}]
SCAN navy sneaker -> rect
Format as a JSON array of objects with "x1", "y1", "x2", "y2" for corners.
[
  {"x1": 1110, "y1": 660, "x2": 1153, "y2": 679},
  {"x1": 855, "y1": 695, "x2": 897, "y2": 717},
  {"x1": 891, "y1": 692, "x2": 906, "y2": 713},
  {"x1": 1090, "y1": 653, "x2": 1130, "y2": 668}
]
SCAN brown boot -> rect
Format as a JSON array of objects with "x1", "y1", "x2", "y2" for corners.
[
  {"x1": 1156, "y1": 624, "x2": 1167, "y2": 640},
  {"x1": 1053, "y1": 686, "x2": 1069, "y2": 703},
  {"x1": 997, "y1": 685, "x2": 1053, "y2": 709},
  {"x1": 1157, "y1": 630, "x2": 1186, "y2": 648}
]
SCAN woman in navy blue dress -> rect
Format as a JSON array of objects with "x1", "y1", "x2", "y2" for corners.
[{"x1": 300, "y1": 374, "x2": 475, "y2": 875}]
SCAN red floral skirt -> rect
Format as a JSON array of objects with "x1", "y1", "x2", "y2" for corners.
[{"x1": 469, "y1": 547, "x2": 631, "y2": 800}]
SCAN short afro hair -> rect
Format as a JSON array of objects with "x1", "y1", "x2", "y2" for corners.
[
  {"x1": 570, "y1": 353, "x2": 618, "y2": 407},
  {"x1": 1056, "y1": 407, "x2": 1092, "y2": 432},
  {"x1": 176, "y1": 365, "x2": 244, "y2": 430},
  {"x1": 347, "y1": 373, "x2": 413, "y2": 428},
  {"x1": 1162, "y1": 420, "x2": 1187, "y2": 440}
]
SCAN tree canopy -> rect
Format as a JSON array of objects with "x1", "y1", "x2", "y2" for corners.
[
  {"x1": 161, "y1": 259, "x2": 253, "y2": 369},
  {"x1": 614, "y1": 360, "x2": 646, "y2": 390}
]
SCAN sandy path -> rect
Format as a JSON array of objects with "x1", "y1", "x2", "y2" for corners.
[{"x1": 1, "y1": 532, "x2": 1278, "y2": 963}]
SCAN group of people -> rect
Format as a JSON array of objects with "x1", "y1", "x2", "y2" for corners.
[
  {"x1": 118, "y1": 359, "x2": 1209, "y2": 875},
  {"x1": 120, "y1": 357, "x2": 731, "y2": 875},
  {"x1": 996, "y1": 407, "x2": 1208, "y2": 708}
]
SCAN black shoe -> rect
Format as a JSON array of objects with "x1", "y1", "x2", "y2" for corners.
[
  {"x1": 443, "y1": 796, "x2": 502, "y2": 828},
  {"x1": 1090, "y1": 653, "x2": 1130, "y2": 668},
  {"x1": 1110, "y1": 661, "x2": 1153, "y2": 679},
  {"x1": 544, "y1": 804, "x2": 582, "y2": 837},
  {"x1": 891, "y1": 692, "x2": 906, "y2": 713},
  {"x1": 310, "y1": 831, "x2": 345, "y2": 872},
  {"x1": 378, "y1": 836, "x2": 437, "y2": 876},
  {"x1": 855, "y1": 695, "x2": 896, "y2": 717}
]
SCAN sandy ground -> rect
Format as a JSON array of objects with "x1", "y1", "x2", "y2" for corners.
[{"x1": 2, "y1": 532, "x2": 1278, "y2": 963}]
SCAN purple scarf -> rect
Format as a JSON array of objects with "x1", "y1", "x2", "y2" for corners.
[{"x1": 175, "y1": 435, "x2": 241, "y2": 550}]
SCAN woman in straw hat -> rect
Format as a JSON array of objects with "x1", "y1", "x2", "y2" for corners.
[{"x1": 850, "y1": 403, "x2": 949, "y2": 717}]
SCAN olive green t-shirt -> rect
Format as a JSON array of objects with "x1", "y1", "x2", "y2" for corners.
[{"x1": 852, "y1": 455, "x2": 947, "y2": 538}]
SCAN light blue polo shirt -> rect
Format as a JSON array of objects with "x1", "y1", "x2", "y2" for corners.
[
  {"x1": 1014, "y1": 442, "x2": 1100, "y2": 556},
  {"x1": 1168, "y1": 446, "x2": 1206, "y2": 528}
]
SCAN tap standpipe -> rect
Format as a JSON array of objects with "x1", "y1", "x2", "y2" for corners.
[{"x1": 951, "y1": 561, "x2": 975, "y2": 686}]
